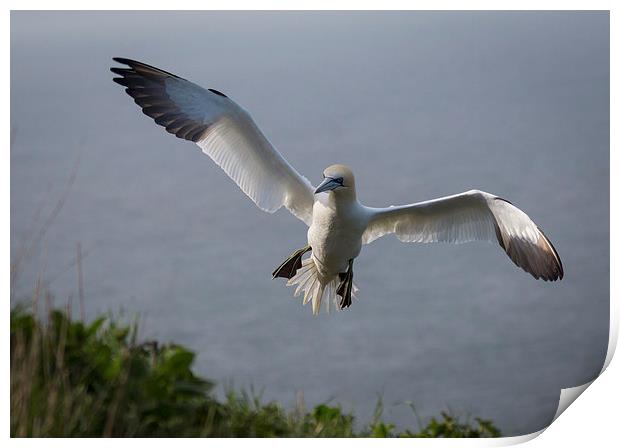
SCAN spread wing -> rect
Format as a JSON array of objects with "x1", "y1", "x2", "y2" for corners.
[
  {"x1": 111, "y1": 58, "x2": 315, "y2": 226},
  {"x1": 363, "y1": 190, "x2": 563, "y2": 281}
]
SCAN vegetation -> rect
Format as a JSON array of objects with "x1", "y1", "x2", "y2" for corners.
[{"x1": 10, "y1": 306, "x2": 501, "y2": 437}]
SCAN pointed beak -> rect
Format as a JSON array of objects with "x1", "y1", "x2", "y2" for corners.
[{"x1": 314, "y1": 177, "x2": 341, "y2": 194}]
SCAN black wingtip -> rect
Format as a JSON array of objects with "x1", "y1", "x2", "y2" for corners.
[
  {"x1": 112, "y1": 77, "x2": 128, "y2": 86},
  {"x1": 112, "y1": 57, "x2": 137, "y2": 66},
  {"x1": 110, "y1": 67, "x2": 132, "y2": 76},
  {"x1": 208, "y1": 88, "x2": 228, "y2": 98},
  {"x1": 538, "y1": 226, "x2": 564, "y2": 281},
  {"x1": 110, "y1": 57, "x2": 214, "y2": 144},
  {"x1": 111, "y1": 57, "x2": 184, "y2": 80}
]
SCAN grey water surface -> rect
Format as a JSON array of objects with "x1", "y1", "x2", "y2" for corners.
[{"x1": 10, "y1": 11, "x2": 609, "y2": 436}]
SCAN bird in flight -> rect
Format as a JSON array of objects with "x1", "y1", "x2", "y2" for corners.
[{"x1": 111, "y1": 58, "x2": 563, "y2": 315}]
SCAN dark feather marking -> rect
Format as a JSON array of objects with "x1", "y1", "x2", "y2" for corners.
[
  {"x1": 110, "y1": 67, "x2": 135, "y2": 76},
  {"x1": 490, "y1": 197, "x2": 563, "y2": 281},
  {"x1": 161, "y1": 113, "x2": 187, "y2": 126},
  {"x1": 503, "y1": 234, "x2": 563, "y2": 281},
  {"x1": 166, "y1": 118, "x2": 192, "y2": 133},
  {"x1": 208, "y1": 88, "x2": 228, "y2": 98},
  {"x1": 154, "y1": 112, "x2": 184, "y2": 126},
  {"x1": 112, "y1": 77, "x2": 133, "y2": 87},
  {"x1": 143, "y1": 105, "x2": 175, "y2": 116},
  {"x1": 127, "y1": 87, "x2": 165, "y2": 98},
  {"x1": 113, "y1": 57, "x2": 183, "y2": 80},
  {"x1": 494, "y1": 196, "x2": 514, "y2": 206},
  {"x1": 111, "y1": 58, "x2": 222, "y2": 143},
  {"x1": 536, "y1": 226, "x2": 564, "y2": 279},
  {"x1": 187, "y1": 125, "x2": 210, "y2": 142},
  {"x1": 175, "y1": 124, "x2": 198, "y2": 139}
]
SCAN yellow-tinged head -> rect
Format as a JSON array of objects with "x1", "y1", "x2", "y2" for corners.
[{"x1": 314, "y1": 164, "x2": 356, "y2": 195}]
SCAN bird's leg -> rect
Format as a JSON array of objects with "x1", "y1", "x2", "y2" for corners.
[
  {"x1": 272, "y1": 245, "x2": 312, "y2": 280},
  {"x1": 336, "y1": 259, "x2": 354, "y2": 310}
]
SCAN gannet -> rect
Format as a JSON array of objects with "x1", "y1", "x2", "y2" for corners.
[{"x1": 111, "y1": 58, "x2": 564, "y2": 315}]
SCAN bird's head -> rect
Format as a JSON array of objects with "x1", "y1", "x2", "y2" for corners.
[{"x1": 314, "y1": 164, "x2": 356, "y2": 196}]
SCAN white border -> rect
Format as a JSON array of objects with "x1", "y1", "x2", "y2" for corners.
[{"x1": 4, "y1": 1, "x2": 616, "y2": 445}]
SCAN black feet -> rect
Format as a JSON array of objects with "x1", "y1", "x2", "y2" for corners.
[
  {"x1": 272, "y1": 245, "x2": 311, "y2": 280},
  {"x1": 336, "y1": 259, "x2": 354, "y2": 310}
]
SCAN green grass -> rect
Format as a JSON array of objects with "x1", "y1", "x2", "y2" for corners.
[{"x1": 10, "y1": 306, "x2": 501, "y2": 437}]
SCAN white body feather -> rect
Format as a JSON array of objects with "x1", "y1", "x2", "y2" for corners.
[
  {"x1": 308, "y1": 193, "x2": 366, "y2": 277},
  {"x1": 287, "y1": 192, "x2": 366, "y2": 315}
]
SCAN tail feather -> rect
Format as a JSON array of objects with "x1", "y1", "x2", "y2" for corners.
[
  {"x1": 311, "y1": 280, "x2": 324, "y2": 314},
  {"x1": 303, "y1": 276, "x2": 317, "y2": 305},
  {"x1": 291, "y1": 263, "x2": 315, "y2": 297},
  {"x1": 287, "y1": 257, "x2": 358, "y2": 315}
]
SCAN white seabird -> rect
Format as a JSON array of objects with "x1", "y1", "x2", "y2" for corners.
[{"x1": 111, "y1": 58, "x2": 564, "y2": 315}]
